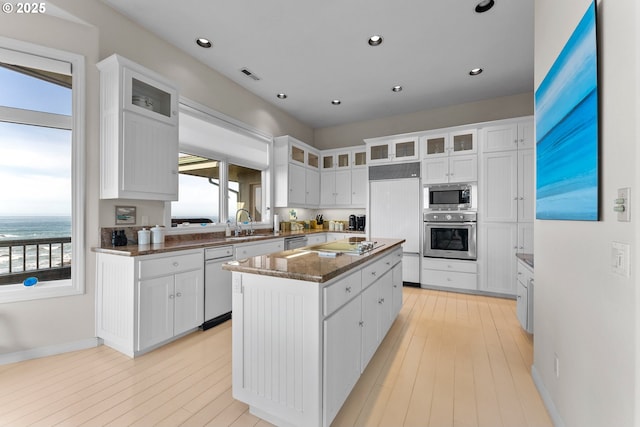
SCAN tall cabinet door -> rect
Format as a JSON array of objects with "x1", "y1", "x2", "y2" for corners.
[
  {"x1": 174, "y1": 269, "x2": 204, "y2": 336},
  {"x1": 481, "y1": 151, "x2": 518, "y2": 222},
  {"x1": 518, "y1": 149, "x2": 535, "y2": 222},
  {"x1": 360, "y1": 282, "x2": 380, "y2": 371},
  {"x1": 288, "y1": 163, "x2": 306, "y2": 205},
  {"x1": 138, "y1": 275, "x2": 174, "y2": 351},
  {"x1": 121, "y1": 111, "x2": 178, "y2": 199},
  {"x1": 479, "y1": 223, "x2": 518, "y2": 295}
]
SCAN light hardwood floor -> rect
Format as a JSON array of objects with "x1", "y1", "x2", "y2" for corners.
[{"x1": 0, "y1": 287, "x2": 552, "y2": 427}]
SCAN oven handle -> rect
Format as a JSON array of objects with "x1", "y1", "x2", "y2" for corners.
[{"x1": 424, "y1": 222, "x2": 477, "y2": 226}]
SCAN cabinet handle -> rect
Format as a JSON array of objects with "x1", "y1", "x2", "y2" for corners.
[
  {"x1": 518, "y1": 271, "x2": 523, "y2": 275},
  {"x1": 513, "y1": 197, "x2": 519, "y2": 200},
  {"x1": 514, "y1": 139, "x2": 518, "y2": 144},
  {"x1": 173, "y1": 262, "x2": 179, "y2": 267},
  {"x1": 176, "y1": 292, "x2": 182, "y2": 297},
  {"x1": 393, "y1": 284, "x2": 397, "y2": 288},
  {"x1": 345, "y1": 286, "x2": 352, "y2": 293},
  {"x1": 169, "y1": 294, "x2": 175, "y2": 299},
  {"x1": 378, "y1": 298, "x2": 385, "y2": 304},
  {"x1": 371, "y1": 271, "x2": 376, "y2": 276}
]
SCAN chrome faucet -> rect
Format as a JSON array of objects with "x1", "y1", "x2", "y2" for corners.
[{"x1": 235, "y1": 208, "x2": 254, "y2": 236}]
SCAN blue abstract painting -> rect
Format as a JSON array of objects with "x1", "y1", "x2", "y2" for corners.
[{"x1": 535, "y1": 1, "x2": 598, "y2": 221}]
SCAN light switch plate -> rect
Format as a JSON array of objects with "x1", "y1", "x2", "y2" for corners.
[
  {"x1": 616, "y1": 188, "x2": 630, "y2": 222},
  {"x1": 611, "y1": 241, "x2": 630, "y2": 277}
]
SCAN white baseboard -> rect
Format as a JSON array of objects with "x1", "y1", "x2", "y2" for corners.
[
  {"x1": 531, "y1": 364, "x2": 565, "y2": 427},
  {"x1": 0, "y1": 337, "x2": 100, "y2": 365}
]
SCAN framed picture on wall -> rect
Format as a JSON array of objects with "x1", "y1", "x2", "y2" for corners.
[
  {"x1": 115, "y1": 206, "x2": 136, "y2": 225},
  {"x1": 535, "y1": 0, "x2": 599, "y2": 221}
]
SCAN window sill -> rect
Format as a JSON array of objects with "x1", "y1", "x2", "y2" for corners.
[{"x1": 0, "y1": 279, "x2": 83, "y2": 304}]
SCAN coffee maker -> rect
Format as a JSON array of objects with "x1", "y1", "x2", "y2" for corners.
[
  {"x1": 348, "y1": 214, "x2": 357, "y2": 230},
  {"x1": 356, "y1": 215, "x2": 366, "y2": 231}
]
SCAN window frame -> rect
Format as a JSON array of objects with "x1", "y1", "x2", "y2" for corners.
[
  {"x1": 0, "y1": 37, "x2": 85, "y2": 303},
  {"x1": 167, "y1": 99, "x2": 272, "y2": 234}
]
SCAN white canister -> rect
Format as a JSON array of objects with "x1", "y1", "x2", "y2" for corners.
[
  {"x1": 150, "y1": 225, "x2": 165, "y2": 244},
  {"x1": 137, "y1": 228, "x2": 150, "y2": 245},
  {"x1": 273, "y1": 214, "x2": 279, "y2": 232}
]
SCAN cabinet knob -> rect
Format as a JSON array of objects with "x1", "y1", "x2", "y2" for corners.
[
  {"x1": 173, "y1": 262, "x2": 179, "y2": 267},
  {"x1": 345, "y1": 286, "x2": 352, "y2": 293},
  {"x1": 371, "y1": 271, "x2": 376, "y2": 276},
  {"x1": 169, "y1": 294, "x2": 174, "y2": 299},
  {"x1": 176, "y1": 292, "x2": 182, "y2": 297},
  {"x1": 514, "y1": 139, "x2": 518, "y2": 144}
]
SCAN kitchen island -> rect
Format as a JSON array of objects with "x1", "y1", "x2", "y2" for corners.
[{"x1": 223, "y1": 238, "x2": 404, "y2": 427}]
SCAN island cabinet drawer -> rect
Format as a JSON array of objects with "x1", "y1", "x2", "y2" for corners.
[
  {"x1": 422, "y1": 269, "x2": 477, "y2": 290},
  {"x1": 422, "y1": 258, "x2": 477, "y2": 274},
  {"x1": 138, "y1": 251, "x2": 203, "y2": 279},
  {"x1": 362, "y1": 252, "x2": 395, "y2": 288},
  {"x1": 323, "y1": 270, "x2": 362, "y2": 316}
]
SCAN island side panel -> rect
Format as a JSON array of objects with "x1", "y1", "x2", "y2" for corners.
[{"x1": 232, "y1": 272, "x2": 322, "y2": 427}]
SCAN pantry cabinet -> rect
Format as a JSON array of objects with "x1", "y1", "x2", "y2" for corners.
[{"x1": 97, "y1": 54, "x2": 179, "y2": 200}]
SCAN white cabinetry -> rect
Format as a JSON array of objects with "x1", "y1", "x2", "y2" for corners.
[
  {"x1": 96, "y1": 249, "x2": 204, "y2": 357},
  {"x1": 481, "y1": 119, "x2": 534, "y2": 152},
  {"x1": 234, "y1": 238, "x2": 284, "y2": 259},
  {"x1": 231, "y1": 247, "x2": 402, "y2": 427},
  {"x1": 97, "y1": 54, "x2": 179, "y2": 200},
  {"x1": 274, "y1": 136, "x2": 320, "y2": 208},
  {"x1": 321, "y1": 169, "x2": 352, "y2": 206},
  {"x1": 422, "y1": 129, "x2": 477, "y2": 184},
  {"x1": 421, "y1": 258, "x2": 477, "y2": 291},
  {"x1": 516, "y1": 258, "x2": 534, "y2": 333},
  {"x1": 320, "y1": 147, "x2": 367, "y2": 208},
  {"x1": 366, "y1": 136, "x2": 419, "y2": 164},
  {"x1": 478, "y1": 117, "x2": 534, "y2": 297}
]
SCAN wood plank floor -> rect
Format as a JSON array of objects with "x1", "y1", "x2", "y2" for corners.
[{"x1": 0, "y1": 287, "x2": 552, "y2": 427}]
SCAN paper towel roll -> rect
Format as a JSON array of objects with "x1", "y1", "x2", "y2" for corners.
[{"x1": 273, "y1": 214, "x2": 279, "y2": 232}]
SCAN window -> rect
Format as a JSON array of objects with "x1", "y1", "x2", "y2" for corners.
[
  {"x1": 0, "y1": 39, "x2": 84, "y2": 302},
  {"x1": 172, "y1": 103, "x2": 270, "y2": 230}
]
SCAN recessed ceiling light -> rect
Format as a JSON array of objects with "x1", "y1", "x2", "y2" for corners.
[
  {"x1": 469, "y1": 68, "x2": 483, "y2": 76},
  {"x1": 475, "y1": 0, "x2": 495, "y2": 13},
  {"x1": 392, "y1": 85, "x2": 403, "y2": 92},
  {"x1": 368, "y1": 35, "x2": 383, "y2": 46},
  {"x1": 196, "y1": 38, "x2": 212, "y2": 48},
  {"x1": 331, "y1": 99, "x2": 342, "y2": 105},
  {"x1": 277, "y1": 93, "x2": 287, "y2": 99}
]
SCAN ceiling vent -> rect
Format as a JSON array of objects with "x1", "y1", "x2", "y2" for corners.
[{"x1": 240, "y1": 68, "x2": 261, "y2": 81}]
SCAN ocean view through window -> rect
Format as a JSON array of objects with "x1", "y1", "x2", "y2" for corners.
[{"x1": 0, "y1": 43, "x2": 79, "y2": 294}]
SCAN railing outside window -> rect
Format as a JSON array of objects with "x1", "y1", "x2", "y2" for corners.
[{"x1": 0, "y1": 237, "x2": 72, "y2": 285}]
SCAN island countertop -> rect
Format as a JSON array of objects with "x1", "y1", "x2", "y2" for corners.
[{"x1": 222, "y1": 237, "x2": 405, "y2": 283}]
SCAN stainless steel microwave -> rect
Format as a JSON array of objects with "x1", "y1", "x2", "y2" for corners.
[{"x1": 425, "y1": 183, "x2": 474, "y2": 211}]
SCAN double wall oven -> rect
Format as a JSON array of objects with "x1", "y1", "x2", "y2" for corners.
[{"x1": 423, "y1": 183, "x2": 477, "y2": 261}]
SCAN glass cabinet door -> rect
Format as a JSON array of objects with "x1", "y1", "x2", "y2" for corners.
[
  {"x1": 337, "y1": 153, "x2": 350, "y2": 168},
  {"x1": 124, "y1": 68, "x2": 177, "y2": 125},
  {"x1": 322, "y1": 154, "x2": 334, "y2": 170},
  {"x1": 291, "y1": 145, "x2": 305, "y2": 164},
  {"x1": 369, "y1": 144, "x2": 389, "y2": 161},
  {"x1": 424, "y1": 136, "x2": 447, "y2": 157},
  {"x1": 394, "y1": 140, "x2": 416, "y2": 159},
  {"x1": 353, "y1": 150, "x2": 367, "y2": 167},
  {"x1": 451, "y1": 130, "x2": 477, "y2": 154},
  {"x1": 307, "y1": 152, "x2": 319, "y2": 169}
]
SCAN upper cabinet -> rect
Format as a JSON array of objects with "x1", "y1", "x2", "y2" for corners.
[
  {"x1": 366, "y1": 136, "x2": 419, "y2": 164},
  {"x1": 480, "y1": 119, "x2": 534, "y2": 152},
  {"x1": 274, "y1": 135, "x2": 320, "y2": 208},
  {"x1": 422, "y1": 129, "x2": 477, "y2": 184},
  {"x1": 423, "y1": 129, "x2": 477, "y2": 158},
  {"x1": 97, "y1": 54, "x2": 179, "y2": 200}
]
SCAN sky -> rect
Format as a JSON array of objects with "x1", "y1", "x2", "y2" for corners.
[{"x1": 0, "y1": 66, "x2": 72, "y2": 216}]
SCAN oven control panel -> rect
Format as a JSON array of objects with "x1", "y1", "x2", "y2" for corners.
[{"x1": 424, "y1": 211, "x2": 477, "y2": 222}]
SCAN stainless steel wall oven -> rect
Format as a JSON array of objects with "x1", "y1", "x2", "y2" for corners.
[{"x1": 423, "y1": 211, "x2": 477, "y2": 260}]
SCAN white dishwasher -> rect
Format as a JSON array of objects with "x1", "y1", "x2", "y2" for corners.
[{"x1": 203, "y1": 245, "x2": 234, "y2": 330}]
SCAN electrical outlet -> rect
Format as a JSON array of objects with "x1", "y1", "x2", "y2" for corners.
[
  {"x1": 554, "y1": 353, "x2": 560, "y2": 379},
  {"x1": 611, "y1": 241, "x2": 630, "y2": 278},
  {"x1": 615, "y1": 188, "x2": 630, "y2": 222}
]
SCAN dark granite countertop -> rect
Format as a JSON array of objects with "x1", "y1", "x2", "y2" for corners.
[
  {"x1": 222, "y1": 238, "x2": 405, "y2": 283},
  {"x1": 516, "y1": 253, "x2": 534, "y2": 269},
  {"x1": 93, "y1": 229, "x2": 365, "y2": 257}
]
